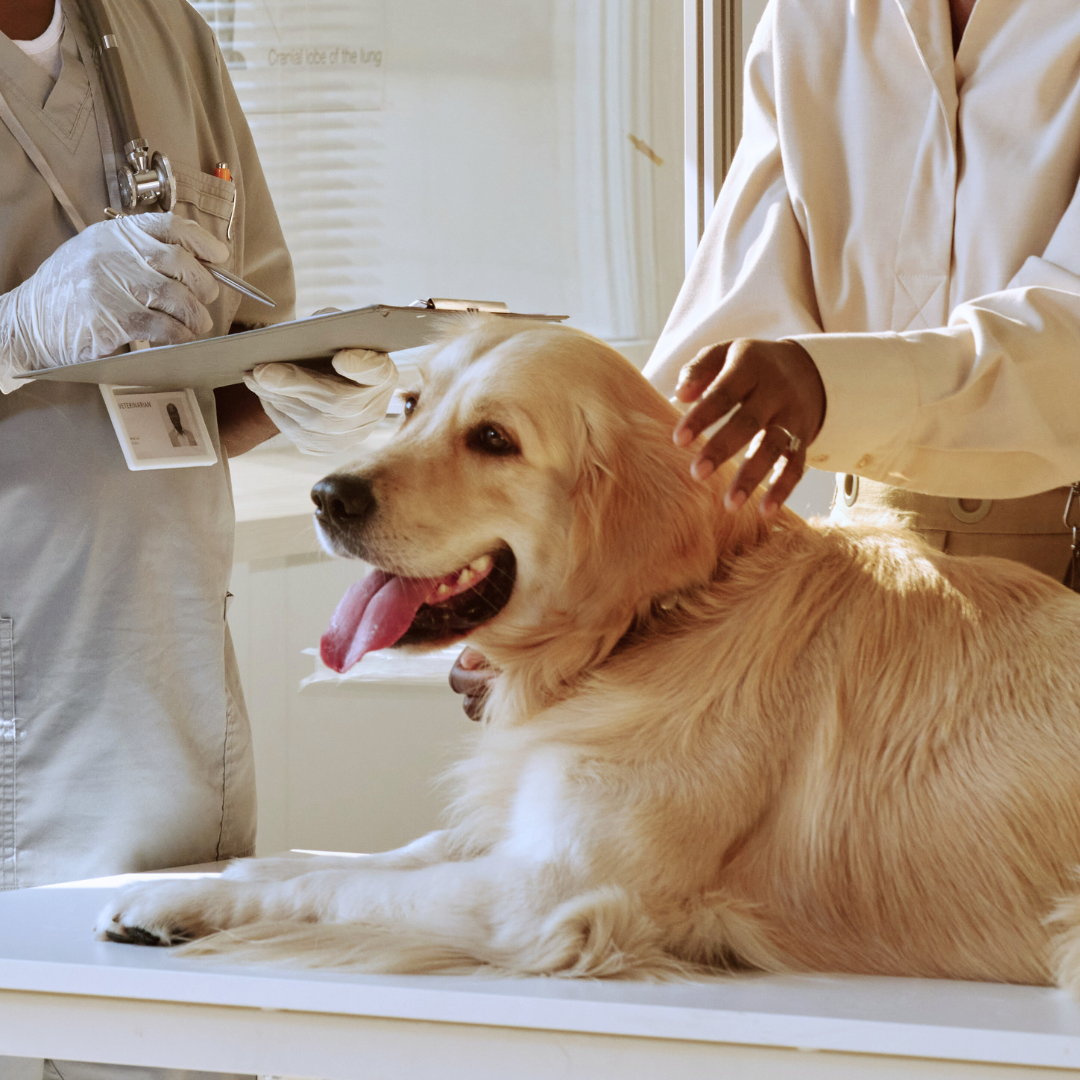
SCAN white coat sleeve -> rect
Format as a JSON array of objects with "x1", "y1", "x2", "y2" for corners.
[
  {"x1": 642, "y1": 7, "x2": 822, "y2": 398},
  {"x1": 797, "y1": 202, "x2": 1080, "y2": 498}
]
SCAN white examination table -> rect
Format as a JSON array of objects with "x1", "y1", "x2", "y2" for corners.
[{"x1": 0, "y1": 864, "x2": 1078, "y2": 1079}]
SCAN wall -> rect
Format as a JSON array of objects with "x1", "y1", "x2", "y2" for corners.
[{"x1": 742, "y1": 0, "x2": 770, "y2": 56}]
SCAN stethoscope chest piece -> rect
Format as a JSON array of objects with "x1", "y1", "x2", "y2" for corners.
[{"x1": 118, "y1": 139, "x2": 175, "y2": 212}]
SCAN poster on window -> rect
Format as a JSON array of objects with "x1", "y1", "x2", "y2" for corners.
[{"x1": 191, "y1": 0, "x2": 385, "y2": 113}]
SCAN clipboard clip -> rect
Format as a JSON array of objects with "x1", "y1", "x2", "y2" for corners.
[{"x1": 409, "y1": 298, "x2": 510, "y2": 313}]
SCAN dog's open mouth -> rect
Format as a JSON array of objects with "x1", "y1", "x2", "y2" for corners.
[{"x1": 319, "y1": 547, "x2": 516, "y2": 672}]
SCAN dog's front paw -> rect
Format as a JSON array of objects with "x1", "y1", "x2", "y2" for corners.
[{"x1": 95, "y1": 879, "x2": 245, "y2": 947}]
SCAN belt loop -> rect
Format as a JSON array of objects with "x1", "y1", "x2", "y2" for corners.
[{"x1": 947, "y1": 498, "x2": 993, "y2": 524}]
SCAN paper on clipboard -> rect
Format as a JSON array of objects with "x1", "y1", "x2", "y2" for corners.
[{"x1": 19, "y1": 304, "x2": 568, "y2": 390}]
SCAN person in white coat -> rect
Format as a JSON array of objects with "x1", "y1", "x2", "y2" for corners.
[{"x1": 647, "y1": 0, "x2": 1080, "y2": 584}]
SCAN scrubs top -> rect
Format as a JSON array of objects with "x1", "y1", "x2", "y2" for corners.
[{"x1": 0, "y1": 0, "x2": 295, "y2": 886}]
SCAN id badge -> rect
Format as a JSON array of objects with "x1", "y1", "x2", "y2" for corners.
[{"x1": 100, "y1": 385, "x2": 218, "y2": 471}]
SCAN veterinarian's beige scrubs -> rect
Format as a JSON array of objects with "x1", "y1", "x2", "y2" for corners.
[
  {"x1": 0, "y1": 0, "x2": 294, "y2": 891},
  {"x1": 645, "y1": 1, "x2": 1080, "y2": 576}
]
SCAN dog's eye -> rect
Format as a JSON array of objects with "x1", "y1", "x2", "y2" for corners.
[
  {"x1": 402, "y1": 394, "x2": 419, "y2": 418},
  {"x1": 469, "y1": 423, "x2": 518, "y2": 457}
]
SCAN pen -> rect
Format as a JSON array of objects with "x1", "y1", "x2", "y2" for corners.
[
  {"x1": 198, "y1": 262, "x2": 276, "y2": 308},
  {"x1": 103, "y1": 207, "x2": 276, "y2": 307}
]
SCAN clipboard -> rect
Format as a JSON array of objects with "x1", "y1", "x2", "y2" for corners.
[{"x1": 18, "y1": 304, "x2": 568, "y2": 390}]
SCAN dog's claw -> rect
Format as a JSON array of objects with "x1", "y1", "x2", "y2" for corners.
[{"x1": 106, "y1": 925, "x2": 168, "y2": 947}]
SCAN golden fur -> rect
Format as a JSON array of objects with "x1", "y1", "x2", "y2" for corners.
[{"x1": 98, "y1": 318, "x2": 1080, "y2": 988}]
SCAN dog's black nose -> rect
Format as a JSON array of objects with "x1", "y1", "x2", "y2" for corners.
[{"x1": 311, "y1": 475, "x2": 376, "y2": 526}]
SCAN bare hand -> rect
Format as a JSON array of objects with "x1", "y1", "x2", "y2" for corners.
[
  {"x1": 213, "y1": 383, "x2": 280, "y2": 457},
  {"x1": 449, "y1": 646, "x2": 497, "y2": 722},
  {"x1": 672, "y1": 338, "x2": 826, "y2": 516}
]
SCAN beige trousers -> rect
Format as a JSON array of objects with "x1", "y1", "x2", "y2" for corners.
[{"x1": 831, "y1": 476, "x2": 1079, "y2": 589}]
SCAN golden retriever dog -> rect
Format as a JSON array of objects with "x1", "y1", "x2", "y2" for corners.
[{"x1": 98, "y1": 317, "x2": 1080, "y2": 988}]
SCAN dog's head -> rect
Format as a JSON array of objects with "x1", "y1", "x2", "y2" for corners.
[{"x1": 314, "y1": 317, "x2": 760, "y2": 680}]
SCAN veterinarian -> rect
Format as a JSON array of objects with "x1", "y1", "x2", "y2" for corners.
[
  {"x1": 0, "y1": 0, "x2": 397, "y2": 1076},
  {"x1": 0, "y1": 0, "x2": 393, "y2": 918},
  {"x1": 646, "y1": 0, "x2": 1080, "y2": 588}
]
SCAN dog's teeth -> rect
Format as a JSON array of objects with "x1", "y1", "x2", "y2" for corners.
[
  {"x1": 437, "y1": 583, "x2": 452, "y2": 597},
  {"x1": 470, "y1": 554, "x2": 493, "y2": 574},
  {"x1": 458, "y1": 568, "x2": 476, "y2": 586}
]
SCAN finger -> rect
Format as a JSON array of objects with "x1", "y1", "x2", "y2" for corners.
[
  {"x1": 462, "y1": 695, "x2": 485, "y2": 722},
  {"x1": 118, "y1": 308, "x2": 197, "y2": 349},
  {"x1": 689, "y1": 404, "x2": 764, "y2": 481},
  {"x1": 332, "y1": 349, "x2": 397, "y2": 387},
  {"x1": 132, "y1": 276, "x2": 214, "y2": 336},
  {"x1": 129, "y1": 212, "x2": 231, "y2": 265},
  {"x1": 144, "y1": 245, "x2": 220, "y2": 306},
  {"x1": 724, "y1": 424, "x2": 799, "y2": 510},
  {"x1": 457, "y1": 646, "x2": 489, "y2": 671},
  {"x1": 451, "y1": 668, "x2": 496, "y2": 697},
  {"x1": 674, "y1": 345, "x2": 759, "y2": 448},
  {"x1": 448, "y1": 659, "x2": 472, "y2": 696},
  {"x1": 761, "y1": 450, "x2": 807, "y2": 517},
  {"x1": 449, "y1": 654, "x2": 495, "y2": 696},
  {"x1": 674, "y1": 341, "x2": 732, "y2": 403},
  {"x1": 248, "y1": 363, "x2": 374, "y2": 415}
]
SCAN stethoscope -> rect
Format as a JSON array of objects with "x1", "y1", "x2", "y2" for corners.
[
  {"x1": 80, "y1": 0, "x2": 174, "y2": 212},
  {"x1": 19, "y1": 0, "x2": 274, "y2": 306}
]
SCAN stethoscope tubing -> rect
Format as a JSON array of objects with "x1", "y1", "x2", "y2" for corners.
[{"x1": 79, "y1": 0, "x2": 139, "y2": 150}]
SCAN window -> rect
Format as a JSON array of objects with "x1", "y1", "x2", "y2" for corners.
[{"x1": 191, "y1": 0, "x2": 683, "y2": 366}]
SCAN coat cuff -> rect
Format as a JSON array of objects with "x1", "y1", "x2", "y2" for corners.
[
  {"x1": 787, "y1": 331, "x2": 917, "y2": 478},
  {"x1": 789, "y1": 328, "x2": 973, "y2": 482}
]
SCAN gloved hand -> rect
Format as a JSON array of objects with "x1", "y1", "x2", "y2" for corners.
[
  {"x1": 0, "y1": 213, "x2": 228, "y2": 390},
  {"x1": 243, "y1": 349, "x2": 398, "y2": 455}
]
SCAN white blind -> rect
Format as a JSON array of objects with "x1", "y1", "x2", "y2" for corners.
[{"x1": 191, "y1": 0, "x2": 683, "y2": 360}]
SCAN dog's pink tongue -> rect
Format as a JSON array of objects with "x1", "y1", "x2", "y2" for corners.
[{"x1": 320, "y1": 570, "x2": 434, "y2": 673}]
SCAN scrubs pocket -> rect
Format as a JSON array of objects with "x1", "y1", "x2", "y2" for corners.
[
  {"x1": 0, "y1": 619, "x2": 16, "y2": 889},
  {"x1": 171, "y1": 161, "x2": 237, "y2": 245}
]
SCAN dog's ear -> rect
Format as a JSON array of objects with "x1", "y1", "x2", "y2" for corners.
[{"x1": 566, "y1": 403, "x2": 721, "y2": 627}]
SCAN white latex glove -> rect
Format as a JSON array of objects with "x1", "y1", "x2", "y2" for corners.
[
  {"x1": 0, "y1": 213, "x2": 228, "y2": 392},
  {"x1": 244, "y1": 349, "x2": 398, "y2": 455}
]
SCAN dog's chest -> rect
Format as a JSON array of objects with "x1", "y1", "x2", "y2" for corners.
[{"x1": 500, "y1": 749, "x2": 583, "y2": 862}]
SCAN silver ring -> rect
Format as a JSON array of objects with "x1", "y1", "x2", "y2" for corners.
[{"x1": 772, "y1": 425, "x2": 802, "y2": 456}]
